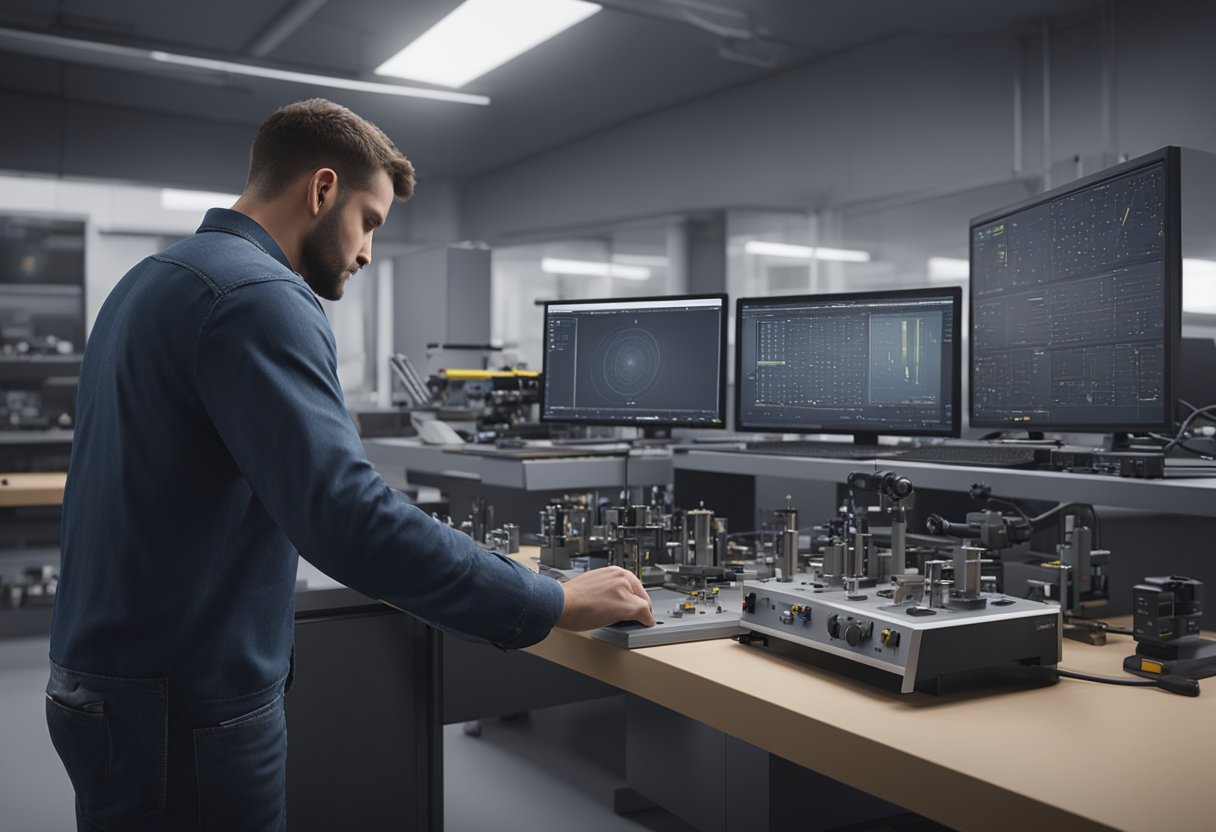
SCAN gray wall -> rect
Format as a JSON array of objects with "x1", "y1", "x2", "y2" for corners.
[{"x1": 460, "y1": 1, "x2": 1216, "y2": 245}]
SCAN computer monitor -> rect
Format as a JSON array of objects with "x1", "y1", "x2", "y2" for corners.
[
  {"x1": 541, "y1": 294, "x2": 727, "y2": 428},
  {"x1": 735, "y1": 287, "x2": 962, "y2": 441},
  {"x1": 969, "y1": 147, "x2": 1180, "y2": 432}
]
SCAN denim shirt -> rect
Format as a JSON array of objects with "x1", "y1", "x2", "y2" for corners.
[{"x1": 51, "y1": 208, "x2": 564, "y2": 701}]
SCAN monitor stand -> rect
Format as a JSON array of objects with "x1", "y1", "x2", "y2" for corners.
[
  {"x1": 633, "y1": 427, "x2": 673, "y2": 447},
  {"x1": 1107, "y1": 431, "x2": 1158, "y2": 451}
]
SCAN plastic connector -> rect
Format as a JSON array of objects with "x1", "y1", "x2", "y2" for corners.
[{"x1": 1158, "y1": 675, "x2": 1201, "y2": 697}]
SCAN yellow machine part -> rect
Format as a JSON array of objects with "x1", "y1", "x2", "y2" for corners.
[{"x1": 440, "y1": 369, "x2": 540, "y2": 380}]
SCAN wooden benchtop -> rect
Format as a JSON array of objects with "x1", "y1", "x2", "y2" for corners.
[{"x1": 516, "y1": 548, "x2": 1213, "y2": 832}]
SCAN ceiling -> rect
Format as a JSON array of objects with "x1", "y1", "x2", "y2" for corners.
[{"x1": 0, "y1": 0, "x2": 1102, "y2": 182}]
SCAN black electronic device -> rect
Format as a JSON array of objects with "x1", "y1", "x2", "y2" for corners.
[
  {"x1": 735, "y1": 287, "x2": 961, "y2": 443},
  {"x1": 540, "y1": 294, "x2": 727, "y2": 429},
  {"x1": 1124, "y1": 576, "x2": 1216, "y2": 680},
  {"x1": 1049, "y1": 448, "x2": 1167, "y2": 478},
  {"x1": 970, "y1": 147, "x2": 1180, "y2": 433},
  {"x1": 894, "y1": 443, "x2": 1045, "y2": 468}
]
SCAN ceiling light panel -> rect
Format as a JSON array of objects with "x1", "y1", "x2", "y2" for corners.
[
  {"x1": 375, "y1": 0, "x2": 601, "y2": 89},
  {"x1": 541, "y1": 257, "x2": 650, "y2": 280},
  {"x1": 743, "y1": 241, "x2": 872, "y2": 263}
]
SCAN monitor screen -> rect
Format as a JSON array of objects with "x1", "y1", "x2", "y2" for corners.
[
  {"x1": 969, "y1": 148, "x2": 1179, "y2": 431},
  {"x1": 541, "y1": 294, "x2": 727, "y2": 428},
  {"x1": 735, "y1": 287, "x2": 961, "y2": 437}
]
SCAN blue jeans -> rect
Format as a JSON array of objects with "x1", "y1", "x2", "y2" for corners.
[{"x1": 46, "y1": 660, "x2": 288, "y2": 831}]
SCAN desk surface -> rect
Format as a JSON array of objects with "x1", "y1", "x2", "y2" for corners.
[
  {"x1": 673, "y1": 448, "x2": 1216, "y2": 517},
  {"x1": 0, "y1": 472, "x2": 66, "y2": 507},
  {"x1": 519, "y1": 547, "x2": 1212, "y2": 832}
]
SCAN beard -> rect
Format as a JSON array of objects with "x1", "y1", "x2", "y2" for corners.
[{"x1": 300, "y1": 205, "x2": 354, "y2": 301}]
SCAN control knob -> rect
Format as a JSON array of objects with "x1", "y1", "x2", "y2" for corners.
[
  {"x1": 844, "y1": 619, "x2": 873, "y2": 647},
  {"x1": 826, "y1": 614, "x2": 842, "y2": 639}
]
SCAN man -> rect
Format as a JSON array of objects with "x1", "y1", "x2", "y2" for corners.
[{"x1": 46, "y1": 98, "x2": 654, "y2": 831}]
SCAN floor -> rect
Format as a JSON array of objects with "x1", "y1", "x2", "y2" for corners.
[
  {"x1": 0, "y1": 635, "x2": 694, "y2": 832},
  {"x1": 0, "y1": 636, "x2": 76, "y2": 831},
  {"x1": 443, "y1": 698, "x2": 697, "y2": 832}
]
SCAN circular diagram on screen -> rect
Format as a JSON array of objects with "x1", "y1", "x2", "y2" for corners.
[{"x1": 589, "y1": 327, "x2": 664, "y2": 401}]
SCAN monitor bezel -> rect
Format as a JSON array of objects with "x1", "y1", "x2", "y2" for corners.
[
  {"x1": 967, "y1": 146, "x2": 1181, "y2": 433},
  {"x1": 539, "y1": 292, "x2": 729, "y2": 429},
  {"x1": 734, "y1": 286, "x2": 963, "y2": 438}
]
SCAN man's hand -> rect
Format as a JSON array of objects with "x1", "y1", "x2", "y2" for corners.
[{"x1": 556, "y1": 566, "x2": 656, "y2": 631}]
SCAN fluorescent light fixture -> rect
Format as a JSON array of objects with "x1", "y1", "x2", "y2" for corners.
[
  {"x1": 375, "y1": 0, "x2": 601, "y2": 88},
  {"x1": 150, "y1": 50, "x2": 491, "y2": 105},
  {"x1": 541, "y1": 257, "x2": 650, "y2": 280},
  {"x1": 927, "y1": 256, "x2": 970, "y2": 281},
  {"x1": 0, "y1": 27, "x2": 490, "y2": 105},
  {"x1": 1183, "y1": 258, "x2": 1216, "y2": 314},
  {"x1": 744, "y1": 241, "x2": 813, "y2": 259},
  {"x1": 744, "y1": 240, "x2": 872, "y2": 263},
  {"x1": 161, "y1": 188, "x2": 241, "y2": 212},
  {"x1": 814, "y1": 247, "x2": 872, "y2": 263},
  {"x1": 612, "y1": 254, "x2": 669, "y2": 268}
]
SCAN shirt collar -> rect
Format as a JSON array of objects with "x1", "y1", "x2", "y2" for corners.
[{"x1": 196, "y1": 208, "x2": 294, "y2": 272}]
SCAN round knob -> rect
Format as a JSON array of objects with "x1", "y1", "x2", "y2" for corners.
[
  {"x1": 826, "y1": 614, "x2": 842, "y2": 639},
  {"x1": 845, "y1": 619, "x2": 872, "y2": 647}
]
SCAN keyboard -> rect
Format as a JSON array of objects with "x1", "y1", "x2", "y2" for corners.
[
  {"x1": 739, "y1": 440, "x2": 904, "y2": 459},
  {"x1": 892, "y1": 444, "x2": 1044, "y2": 468}
]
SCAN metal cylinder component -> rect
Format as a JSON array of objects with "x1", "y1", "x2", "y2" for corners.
[
  {"x1": 620, "y1": 537, "x2": 643, "y2": 580},
  {"x1": 503, "y1": 523, "x2": 520, "y2": 553},
  {"x1": 889, "y1": 506, "x2": 907, "y2": 576},
  {"x1": 774, "y1": 501, "x2": 798, "y2": 581},
  {"x1": 713, "y1": 516, "x2": 728, "y2": 564},
  {"x1": 842, "y1": 538, "x2": 860, "y2": 579},
  {"x1": 862, "y1": 533, "x2": 878, "y2": 580},
  {"x1": 689, "y1": 508, "x2": 714, "y2": 567},
  {"x1": 925, "y1": 559, "x2": 947, "y2": 607},
  {"x1": 931, "y1": 578, "x2": 953, "y2": 608},
  {"x1": 823, "y1": 542, "x2": 845, "y2": 581},
  {"x1": 852, "y1": 513, "x2": 870, "y2": 578},
  {"x1": 955, "y1": 544, "x2": 984, "y2": 598}
]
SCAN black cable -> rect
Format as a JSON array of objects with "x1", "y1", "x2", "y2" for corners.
[
  {"x1": 985, "y1": 496, "x2": 1031, "y2": 525},
  {"x1": 1063, "y1": 615, "x2": 1133, "y2": 636},
  {"x1": 1168, "y1": 441, "x2": 1216, "y2": 460},
  {"x1": 1051, "y1": 667, "x2": 1199, "y2": 697},
  {"x1": 1163, "y1": 403, "x2": 1216, "y2": 453},
  {"x1": 1179, "y1": 399, "x2": 1216, "y2": 425}
]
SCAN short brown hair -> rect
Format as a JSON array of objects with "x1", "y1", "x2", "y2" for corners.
[{"x1": 246, "y1": 98, "x2": 415, "y2": 201}]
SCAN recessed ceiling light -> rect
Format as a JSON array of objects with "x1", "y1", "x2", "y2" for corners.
[
  {"x1": 744, "y1": 241, "x2": 872, "y2": 263},
  {"x1": 541, "y1": 257, "x2": 650, "y2": 280},
  {"x1": 375, "y1": 0, "x2": 601, "y2": 89}
]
